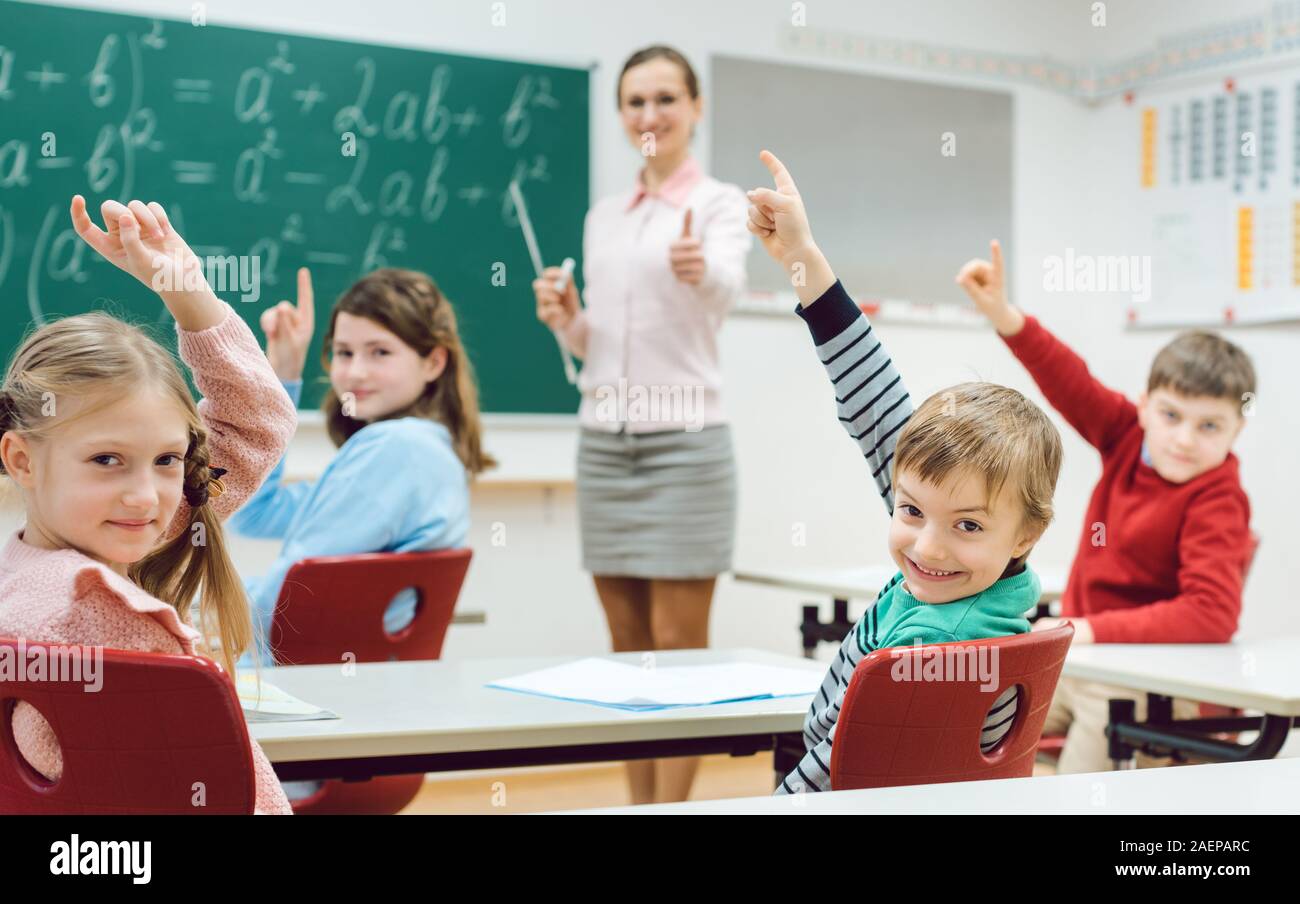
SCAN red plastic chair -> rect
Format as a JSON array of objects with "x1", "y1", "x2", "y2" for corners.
[
  {"x1": 830, "y1": 625, "x2": 1074, "y2": 790},
  {"x1": 0, "y1": 639, "x2": 255, "y2": 814},
  {"x1": 269, "y1": 548, "x2": 472, "y2": 815},
  {"x1": 1036, "y1": 533, "x2": 1261, "y2": 764}
]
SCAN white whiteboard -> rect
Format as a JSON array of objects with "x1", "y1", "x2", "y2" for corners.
[{"x1": 710, "y1": 55, "x2": 1013, "y2": 308}]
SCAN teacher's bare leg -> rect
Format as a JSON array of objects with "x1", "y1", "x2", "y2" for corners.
[
  {"x1": 648, "y1": 576, "x2": 717, "y2": 803},
  {"x1": 593, "y1": 575, "x2": 656, "y2": 804}
]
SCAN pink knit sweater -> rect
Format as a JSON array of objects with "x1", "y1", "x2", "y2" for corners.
[{"x1": 0, "y1": 301, "x2": 297, "y2": 815}]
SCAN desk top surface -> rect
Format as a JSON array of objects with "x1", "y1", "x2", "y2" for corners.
[
  {"x1": 1062, "y1": 637, "x2": 1300, "y2": 715},
  {"x1": 250, "y1": 648, "x2": 823, "y2": 763}
]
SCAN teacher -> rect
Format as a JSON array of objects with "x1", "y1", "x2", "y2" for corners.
[{"x1": 533, "y1": 45, "x2": 751, "y2": 803}]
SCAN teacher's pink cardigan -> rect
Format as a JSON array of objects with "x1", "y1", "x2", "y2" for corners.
[{"x1": 0, "y1": 301, "x2": 296, "y2": 815}]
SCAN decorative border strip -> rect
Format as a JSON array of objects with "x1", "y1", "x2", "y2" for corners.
[
  {"x1": 780, "y1": 24, "x2": 1083, "y2": 95},
  {"x1": 780, "y1": 2, "x2": 1300, "y2": 102}
]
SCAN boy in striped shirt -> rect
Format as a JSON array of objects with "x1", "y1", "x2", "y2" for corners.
[{"x1": 746, "y1": 151, "x2": 1064, "y2": 794}]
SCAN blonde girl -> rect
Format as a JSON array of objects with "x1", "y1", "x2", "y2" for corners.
[{"x1": 0, "y1": 196, "x2": 296, "y2": 814}]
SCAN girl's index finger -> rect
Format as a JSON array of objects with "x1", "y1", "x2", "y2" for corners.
[
  {"x1": 296, "y1": 267, "x2": 314, "y2": 319},
  {"x1": 990, "y1": 239, "x2": 1004, "y2": 281}
]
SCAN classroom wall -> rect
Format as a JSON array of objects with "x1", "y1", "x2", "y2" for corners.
[{"x1": 4, "y1": 0, "x2": 1293, "y2": 661}]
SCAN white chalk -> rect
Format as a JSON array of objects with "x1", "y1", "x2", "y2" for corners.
[{"x1": 554, "y1": 257, "x2": 576, "y2": 292}]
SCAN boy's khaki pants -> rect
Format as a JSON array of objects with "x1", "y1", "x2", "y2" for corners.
[{"x1": 1043, "y1": 676, "x2": 1204, "y2": 774}]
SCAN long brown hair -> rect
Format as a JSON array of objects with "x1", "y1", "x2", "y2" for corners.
[
  {"x1": 319, "y1": 268, "x2": 496, "y2": 475},
  {"x1": 0, "y1": 312, "x2": 253, "y2": 677}
]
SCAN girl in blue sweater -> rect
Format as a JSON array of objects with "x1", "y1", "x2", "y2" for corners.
[{"x1": 231, "y1": 267, "x2": 495, "y2": 666}]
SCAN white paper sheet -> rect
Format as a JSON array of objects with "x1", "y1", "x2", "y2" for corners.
[
  {"x1": 236, "y1": 671, "x2": 339, "y2": 722},
  {"x1": 487, "y1": 658, "x2": 822, "y2": 711}
]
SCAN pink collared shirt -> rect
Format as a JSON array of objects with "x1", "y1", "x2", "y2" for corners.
[{"x1": 560, "y1": 156, "x2": 751, "y2": 433}]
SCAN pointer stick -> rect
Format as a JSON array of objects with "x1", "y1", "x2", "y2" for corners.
[{"x1": 510, "y1": 180, "x2": 577, "y2": 385}]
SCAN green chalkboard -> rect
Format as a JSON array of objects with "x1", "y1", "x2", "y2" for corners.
[{"x1": 0, "y1": 0, "x2": 589, "y2": 414}]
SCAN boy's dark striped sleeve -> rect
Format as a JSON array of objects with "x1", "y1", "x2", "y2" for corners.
[{"x1": 795, "y1": 280, "x2": 914, "y2": 513}]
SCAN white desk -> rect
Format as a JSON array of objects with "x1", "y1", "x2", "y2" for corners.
[
  {"x1": 734, "y1": 564, "x2": 1067, "y2": 656},
  {"x1": 250, "y1": 648, "x2": 823, "y2": 782},
  {"x1": 1060, "y1": 637, "x2": 1300, "y2": 763},
  {"x1": 565, "y1": 756, "x2": 1300, "y2": 815},
  {"x1": 1063, "y1": 638, "x2": 1300, "y2": 717}
]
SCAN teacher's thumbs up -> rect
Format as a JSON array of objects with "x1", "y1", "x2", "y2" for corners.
[{"x1": 669, "y1": 207, "x2": 706, "y2": 284}]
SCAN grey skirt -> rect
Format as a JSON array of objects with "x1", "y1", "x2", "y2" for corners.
[{"x1": 577, "y1": 425, "x2": 737, "y2": 579}]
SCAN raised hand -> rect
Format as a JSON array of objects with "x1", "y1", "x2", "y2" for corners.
[
  {"x1": 954, "y1": 239, "x2": 1025, "y2": 336},
  {"x1": 72, "y1": 195, "x2": 205, "y2": 297},
  {"x1": 746, "y1": 149, "x2": 835, "y2": 306},
  {"x1": 70, "y1": 194, "x2": 225, "y2": 331},
  {"x1": 746, "y1": 150, "x2": 817, "y2": 267},
  {"x1": 669, "y1": 208, "x2": 706, "y2": 284},
  {"x1": 260, "y1": 267, "x2": 315, "y2": 381}
]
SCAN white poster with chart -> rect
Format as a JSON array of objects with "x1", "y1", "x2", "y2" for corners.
[{"x1": 1133, "y1": 71, "x2": 1300, "y2": 327}]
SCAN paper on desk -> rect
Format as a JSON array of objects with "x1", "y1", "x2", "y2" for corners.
[
  {"x1": 487, "y1": 658, "x2": 822, "y2": 711},
  {"x1": 236, "y1": 671, "x2": 340, "y2": 723}
]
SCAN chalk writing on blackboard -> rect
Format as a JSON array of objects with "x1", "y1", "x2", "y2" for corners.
[
  {"x1": 86, "y1": 34, "x2": 120, "y2": 108},
  {"x1": 173, "y1": 78, "x2": 211, "y2": 103},
  {"x1": 292, "y1": 83, "x2": 326, "y2": 114},
  {"x1": 234, "y1": 127, "x2": 282, "y2": 203},
  {"x1": 24, "y1": 62, "x2": 68, "y2": 91},
  {"x1": 235, "y1": 46, "x2": 292, "y2": 124},
  {"x1": 0, "y1": 46, "x2": 17, "y2": 100},
  {"x1": 142, "y1": 19, "x2": 167, "y2": 51},
  {"x1": 27, "y1": 205, "x2": 90, "y2": 321},
  {"x1": 0, "y1": 2, "x2": 589, "y2": 412},
  {"x1": 502, "y1": 75, "x2": 559, "y2": 148}
]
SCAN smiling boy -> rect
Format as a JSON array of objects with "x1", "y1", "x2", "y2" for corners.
[
  {"x1": 746, "y1": 151, "x2": 1064, "y2": 793},
  {"x1": 957, "y1": 241, "x2": 1256, "y2": 773}
]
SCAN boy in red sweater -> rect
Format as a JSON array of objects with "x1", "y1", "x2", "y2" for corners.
[{"x1": 957, "y1": 240, "x2": 1256, "y2": 773}]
